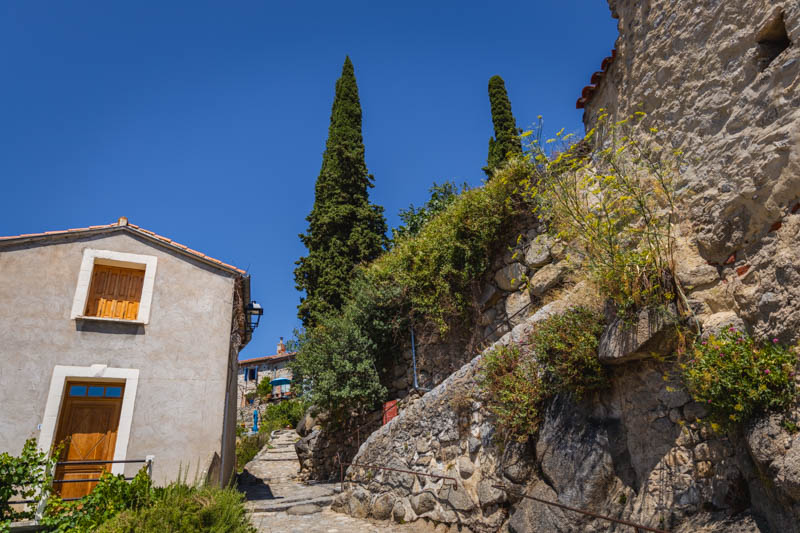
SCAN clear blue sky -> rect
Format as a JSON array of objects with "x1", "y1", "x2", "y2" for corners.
[{"x1": 0, "y1": 1, "x2": 618, "y2": 359}]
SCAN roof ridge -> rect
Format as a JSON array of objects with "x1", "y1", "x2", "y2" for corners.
[{"x1": 0, "y1": 217, "x2": 247, "y2": 275}]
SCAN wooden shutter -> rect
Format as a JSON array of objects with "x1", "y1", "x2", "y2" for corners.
[{"x1": 84, "y1": 265, "x2": 145, "y2": 320}]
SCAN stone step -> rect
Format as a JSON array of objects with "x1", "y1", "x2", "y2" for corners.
[{"x1": 248, "y1": 494, "x2": 335, "y2": 513}]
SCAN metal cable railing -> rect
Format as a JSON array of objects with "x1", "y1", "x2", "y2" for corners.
[
  {"x1": 7, "y1": 457, "x2": 153, "y2": 505},
  {"x1": 492, "y1": 484, "x2": 669, "y2": 533}
]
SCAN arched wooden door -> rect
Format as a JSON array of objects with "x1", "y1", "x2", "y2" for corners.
[{"x1": 53, "y1": 382, "x2": 124, "y2": 499}]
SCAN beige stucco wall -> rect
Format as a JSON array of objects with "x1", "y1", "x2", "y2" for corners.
[{"x1": 0, "y1": 231, "x2": 238, "y2": 485}]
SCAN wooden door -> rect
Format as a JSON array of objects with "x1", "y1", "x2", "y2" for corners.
[{"x1": 53, "y1": 382, "x2": 124, "y2": 499}]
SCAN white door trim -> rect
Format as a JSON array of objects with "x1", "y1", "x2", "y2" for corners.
[{"x1": 39, "y1": 364, "x2": 139, "y2": 475}]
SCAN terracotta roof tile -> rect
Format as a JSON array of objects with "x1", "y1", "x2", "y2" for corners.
[
  {"x1": 0, "y1": 218, "x2": 247, "y2": 275},
  {"x1": 576, "y1": 49, "x2": 617, "y2": 110}
]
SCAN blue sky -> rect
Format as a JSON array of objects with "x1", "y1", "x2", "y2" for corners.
[{"x1": 0, "y1": 1, "x2": 618, "y2": 358}]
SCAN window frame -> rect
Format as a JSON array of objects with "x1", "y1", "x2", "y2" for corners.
[{"x1": 70, "y1": 249, "x2": 158, "y2": 324}]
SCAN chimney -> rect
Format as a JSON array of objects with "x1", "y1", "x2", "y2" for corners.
[{"x1": 277, "y1": 337, "x2": 285, "y2": 354}]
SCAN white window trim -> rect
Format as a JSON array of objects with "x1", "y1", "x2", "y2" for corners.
[
  {"x1": 70, "y1": 249, "x2": 158, "y2": 324},
  {"x1": 38, "y1": 365, "x2": 140, "y2": 475}
]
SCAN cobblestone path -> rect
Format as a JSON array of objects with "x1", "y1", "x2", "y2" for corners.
[{"x1": 239, "y1": 429, "x2": 435, "y2": 533}]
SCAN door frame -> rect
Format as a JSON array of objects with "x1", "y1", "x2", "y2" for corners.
[{"x1": 39, "y1": 364, "x2": 139, "y2": 475}]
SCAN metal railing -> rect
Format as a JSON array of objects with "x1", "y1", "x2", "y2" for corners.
[
  {"x1": 335, "y1": 453, "x2": 456, "y2": 492},
  {"x1": 8, "y1": 456, "x2": 154, "y2": 505},
  {"x1": 491, "y1": 484, "x2": 669, "y2": 533}
]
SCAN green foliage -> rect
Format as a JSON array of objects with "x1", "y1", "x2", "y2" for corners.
[
  {"x1": 42, "y1": 468, "x2": 154, "y2": 532},
  {"x1": 373, "y1": 158, "x2": 532, "y2": 333},
  {"x1": 682, "y1": 328, "x2": 798, "y2": 427},
  {"x1": 258, "y1": 399, "x2": 310, "y2": 434},
  {"x1": 483, "y1": 75, "x2": 522, "y2": 177},
  {"x1": 95, "y1": 483, "x2": 254, "y2": 533},
  {"x1": 295, "y1": 56, "x2": 388, "y2": 328},
  {"x1": 235, "y1": 433, "x2": 268, "y2": 473},
  {"x1": 0, "y1": 439, "x2": 56, "y2": 527},
  {"x1": 292, "y1": 272, "x2": 397, "y2": 419},
  {"x1": 392, "y1": 181, "x2": 466, "y2": 242},
  {"x1": 479, "y1": 308, "x2": 606, "y2": 442},
  {"x1": 528, "y1": 111, "x2": 680, "y2": 318}
]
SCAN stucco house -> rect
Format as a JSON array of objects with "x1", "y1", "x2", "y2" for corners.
[
  {"x1": 237, "y1": 339, "x2": 296, "y2": 408},
  {"x1": 0, "y1": 217, "x2": 256, "y2": 497}
]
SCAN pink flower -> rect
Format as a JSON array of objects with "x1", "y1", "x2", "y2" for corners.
[
  {"x1": 729, "y1": 327, "x2": 736, "y2": 333},
  {"x1": 764, "y1": 369, "x2": 771, "y2": 375},
  {"x1": 772, "y1": 338, "x2": 779, "y2": 344},
  {"x1": 702, "y1": 341, "x2": 707, "y2": 345},
  {"x1": 707, "y1": 399, "x2": 712, "y2": 403}
]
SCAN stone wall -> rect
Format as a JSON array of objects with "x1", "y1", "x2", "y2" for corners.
[
  {"x1": 334, "y1": 287, "x2": 800, "y2": 532},
  {"x1": 586, "y1": 0, "x2": 800, "y2": 347},
  {"x1": 382, "y1": 217, "x2": 571, "y2": 401}
]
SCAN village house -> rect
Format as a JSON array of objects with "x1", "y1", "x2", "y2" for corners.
[
  {"x1": 237, "y1": 338, "x2": 296, "y2": 408},
  {"x1": 0, "y1": 217, "x2": 262, "y2": 497}
]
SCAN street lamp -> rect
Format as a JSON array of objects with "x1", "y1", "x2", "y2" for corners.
[{"x1": 246, "y1": 301, "x2": 263, "y2": 330}]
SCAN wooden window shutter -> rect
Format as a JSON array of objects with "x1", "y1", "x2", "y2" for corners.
[{"x1": 84, "y1": 265, "x2": 145, "y2": 320}]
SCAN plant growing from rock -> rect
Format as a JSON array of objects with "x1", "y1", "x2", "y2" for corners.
[
  {"x1": 479, "y1": 307, "x2": 605, "y2": 443},
  {"x1": 527, "y1": 111, "x2": 682, "y2": 318},
  {"x1": 682, "y1": 328, "x2": 798, "y2": 427}
]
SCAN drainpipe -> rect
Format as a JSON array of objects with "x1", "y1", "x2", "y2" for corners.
[{"x1": 410, "y1": 326, "x2": 430, "y2": 392}]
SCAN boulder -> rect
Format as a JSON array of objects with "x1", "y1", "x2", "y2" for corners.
[
  {"x1": 529, "y1": 262, "x2": 568, "y2": 297},
  {"x1": 411, "y1": 491, "x2": 437, "y2": 515},
  {"x1": 495, "y1": 263, "x2": 528, "y2": 291},
  {"x1": 505, "y1": 290, "x2": 532, "y2": 327},
  {"x1": 371, "y1": 493, "x2": 395, "y2": 520},
  {"x1": 524, "y1": 236, "x2": 553, "y2": 268},
  {"x1": 598, "y1": 305, "x2": 678, "y2": 364},
  {"x1": 507, "y1": 481, "x2": 569, "y2": 533}
]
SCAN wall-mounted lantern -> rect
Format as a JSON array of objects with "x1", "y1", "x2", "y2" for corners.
[{"x1": 246, "y1": 301, "x2": 263, "y2": 330}]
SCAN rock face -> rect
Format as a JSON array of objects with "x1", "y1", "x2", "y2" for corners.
[
  {"x1": 334, "y1": 284, "x2": 800, "y2": 532},
  {"x1": 587, "y1": 0, "x2": 800, "y2": 348}
]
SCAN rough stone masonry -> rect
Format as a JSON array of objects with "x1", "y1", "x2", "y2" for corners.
[{"x1": 333, "y1": 1, "x2": 800, "y2": 532}]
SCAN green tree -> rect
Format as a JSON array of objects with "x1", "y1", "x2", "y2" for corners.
[
  {"x1": 391, "y1": 181, "x2": 466, "y2": 242},
  {"x1": 483, "y1": 75, "x2": 522, "y2": 177},
  {"x1": 294, "y1": 57, "x2": 388, "y2": 328}
]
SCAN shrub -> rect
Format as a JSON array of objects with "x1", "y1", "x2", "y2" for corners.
[
  {"x1": 42, "y1": 468, "x2": 154, "y2": 532},
  {"x1": 258, "y1": 399, "x2": 310, "y2": 434},
  {"x1": 528, "y1": 112, "x2": 681, "y2": 318},
  {"x1": 235, "y1": 433, "x2": 268, "y2": 473},
  {"x1": 0, "y1": 439, "x2": 56, "y2": 528},
  {"x1": 682, "y1": 328, "x2": 798, "y2": 427},
  {"x1": 291, "y1": 273, "x2": 399, "y2": 420},
  {"x1": 373, "y1": 157, "x2": 533, "y2": 333},
  {"x1": 96, "y1": 483, "x2": 254, "y2": 533},
  {"x1": 480, "y1": 307, "x2": 606, "y2": 442},
  {"x1": 392, "y1": 181, "x2": 466, "y2": 242}
]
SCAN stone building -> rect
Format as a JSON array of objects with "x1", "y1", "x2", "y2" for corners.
[
  {"x1": 237, "y1": 338, "x2": 296, "y2": 407},
  {"x1": 0, "y1": 217, "x2": 255, "y2": 497}
]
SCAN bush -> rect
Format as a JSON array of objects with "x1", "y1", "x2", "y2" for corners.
[
  {"x1": 42, "y1": 468, "x2": 153, "y2": 532},
  {"x1": 392, "y1": 181, "x2": 466, "y2": 242},
  {"x1": 373, "y1": 157, "x2": 533, "y2": 333},
  {"x1": 235, "y1": 433, "x2": 268, "y2": 473},
  {"x1": 0, "y1": 439, "x2": 56, "y2": 527},
  {"x1": 480, "y1": 307, "x2": 606, "y2": 442},
  {"x1": 291, "y1": 273, "x2": 399, "y2": 420},
  {"x1": 682, "y1": 328, "x2": 798, "y2": 427},
  {"x1": 96, "y1": 483, "x2": 254, "y2": 533},
  {"x1": 258, "y1": 399, "x2": 310, "y2": 435},
  {"x1": 529, "y1": 112, "x2": 681, "y2": 318}
]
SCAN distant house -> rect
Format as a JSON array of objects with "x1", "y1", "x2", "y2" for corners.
[
  {"x1": 0, "y1": 217, "x2": 256, "y2": 497},
  {"x1": 238, "y1": 339, "x2": 297, "y2": 406}
]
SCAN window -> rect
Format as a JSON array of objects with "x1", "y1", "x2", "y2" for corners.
[
  {"x1": 68, "y1": 383, "x2": 125, "y2": 398},
  {"x1": 71, "y1": 249, "x2": 157, "y2": 324},
  {"x1": 248, "y1": 368, "x2": 257, "y2": 381},
  {"x1": 84, "y1": 265, "x2": 144, "y2": 320}
]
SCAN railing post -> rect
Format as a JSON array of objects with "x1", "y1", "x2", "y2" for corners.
[{"x1": 146, "y1": 455, "x2": 155, "y2": 479}]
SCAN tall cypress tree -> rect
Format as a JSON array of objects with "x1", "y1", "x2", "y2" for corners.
[
  {"x1": 294, "y1": 57, "x2": 388, "y2": 328},
  {"x1": 483, "y1": 75, "x2": 522, "y2": 177}
]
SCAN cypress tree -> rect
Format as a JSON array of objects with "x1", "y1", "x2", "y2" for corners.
[
  {"x1": 483, "y1": 75, "x2": 522, "y2": 177},
  {"x1": 294, "y1": 57, "x2": 388, "y2": 328}
]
